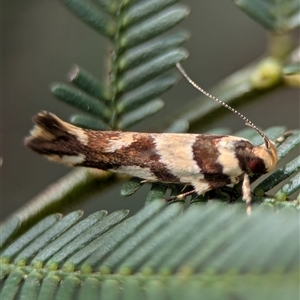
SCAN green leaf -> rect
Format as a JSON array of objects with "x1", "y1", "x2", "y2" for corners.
[
  {"x1": 119, "y1": 5, "x2": 190, "y2": 49},
  {"x1": 52, "y1": 0, "x2": 189, "y2": 130},
  {"x1": 70, "y1": 114, "x2": 111, "y2": 130},
  {"x1": 1, "y1": 202, "x2": 299, "y2": 299},
  {"x1": 68, "y1": 65, "x2": 108, "y2": 101},
  {"x1": 55, "y1": 276, "x2": 81, "y2": 300},
  {"x1": 100, "y1": 202, "x2": 183, "y2": 274},
  {"x1": 120, "y1": 177, "x2": 144, "y2": 197},
  {"x1": 117, "y1": 31, "x2": 189, "y2": 72},
  {"x1": 120, "y1": 0, "x2": 182, "y2": 28},
  {"x1": 277, "y1": 130, "x2": 300, "y2": 160},
  {"x1": 276, "y1": 172, "x2": 300, "y2": 200},
  {"x1": 1, "y1": 269, "x2": 25, "y2": 300},
  {"x1": 233, "y1": 0, "x2": 300, "y2": 31},
  {"x1": 0, "y1": 218, "x2": 20, "y2": 249},
  {"x1": 51, "y1": 83, "x2": 111, "y2": 121},
  {"x1": 79, "y1": 277, "x2": 102, "y2": 300},
  {"x1": 13, "y1": 211, "x2": 83, "y2": 265},
  {"x1": 117, "y1": 72, "x2": 180, "y2": 114},
  {"x1": 73, "y1": 200, "x2": 166, "y2": 270},
  {"x1": 283, "y1": 62, "x2": 300, "y2": 75},
  {"x1": 19, "y1": 271, "x2": 42, "y2": 300},
  {"x1": 164, "y1": 119, "x2": 189, "y2": 133},
  {"x1": 117, "y1": 49, "x2": 188, "y2": 93},
  {"x1": 47, "y1": 210, "x2": 128, "y2": 271},
  {"x1": 33, "y1": 211, "x2": 109, "y2": 268},
  {"x1": 283, "y1": 62, "x2": 300, "y2": 87},
  {"x1": 60, "y1": 0, "x2": 116, "y2": 36},
  {"x1": 145, "y1": 183, "x2": 168, "y2": 203},
  {"x1": 38, "y1": 274, "x2": 60, "y2": 300},
  {"x1": 118, "y1": 99, "x2": 164, "y2": 129},
  {"x1": 1, "y1": 214, "x2": 61, "y2": 262}
]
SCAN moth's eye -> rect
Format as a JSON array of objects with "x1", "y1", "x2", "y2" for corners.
[{"x1": 249, "y1": 158, "x2": 266, "y2": 174}]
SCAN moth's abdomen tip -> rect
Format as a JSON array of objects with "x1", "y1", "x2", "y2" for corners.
[
  {"x1": 25, "y1": 111, "x2": 90, "y2": 166},
  {"x1": 27, "y1": 111, "x2": 70, "y2": 142},
  {"x1": 31, "y1": 111, "x2": 51, "y2": 126},
  {"x1": 33, "y1": 111, "x2": 64, "y2": 131},
  {"x1": 33, "y1": 110, "x2": 51, "y2": 120},
  {"x1": 25, "y1": 112, "x2": 77, "y2": 154}
]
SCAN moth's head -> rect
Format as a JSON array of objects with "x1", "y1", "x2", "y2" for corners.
[
  {"x1": 251, "y1": 139, "x2": 278, "y2": 174},
  {"x1": 175, "y1": 63, "x2": 279, "y2": 175}
]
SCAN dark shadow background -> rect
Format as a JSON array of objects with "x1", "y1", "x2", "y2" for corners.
[{"x1": 2, "y1": 0, "x2": 299, "y2": 220}]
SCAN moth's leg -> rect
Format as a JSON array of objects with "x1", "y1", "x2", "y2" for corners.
[
  {"x1": 276, "y1": 130, "x2": 293, "y2": 144},
  {"x1": 181, "y1": 184, "x2": 189, "y2": 192},
  {"x1": 242, "y1": 173, "x2": 252, "y2": 215},
  {"x1": 140, "y1": 179, "x2": 150, "y2": 184},
  {"x1": 166, "y1": 189, "x2": 196, "y2": 202}
]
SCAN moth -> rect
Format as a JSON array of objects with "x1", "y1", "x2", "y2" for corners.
[{"x1": 25, "y1": 63, "x2": 278, "y2": 213}]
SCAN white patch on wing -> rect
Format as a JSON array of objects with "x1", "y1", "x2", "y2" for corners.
[
  {"x1": 46, "y1": 153, "x2": 86, "y2": 165},
  {"x1": 47, "y1": 113, "x2": 88, "y2": 146},
  {"x1": 109, "y1": 165, "x2": 157, "y2": 181},
  {"x1": 154, "y1": 134, "x2": 204, "y2": 184},
  {"x1": 191, "y1": 180, "x2": 211, "y2": 195},
  {"x1": 61, "y1": 154, "x2": 86, "y2": 165},
  {"x1": 31, "y1": 125, "x2": 56, "y2": 141},
  {"x1": 216, "y1": 136, "x2": 245, "y2": 176},
  {"x1": 67, "y1": 127, "x2": 89, "y2": 146},
  {"x1": 46, "y1": 155, "x2": 61, "y2": 163},
  {"x1": 104, "y1": 132, "x2": 136, "y2": 152}
]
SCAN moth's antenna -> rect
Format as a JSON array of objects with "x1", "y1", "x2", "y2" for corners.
[{"x1": 176, "y1": 63, "x2": 271, "y2": 148}]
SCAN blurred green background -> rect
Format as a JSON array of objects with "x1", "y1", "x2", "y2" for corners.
[{"x1": 2, "y1": 0, "x2": 299, "y2": 220}]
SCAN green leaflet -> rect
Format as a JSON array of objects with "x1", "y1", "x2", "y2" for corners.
[
  {"x1": 0, "y1": 202, "x2": 299, "y2": 299},
  {"x1": 233, "y1": 0, "x2": 300, "y2": 31},
  {"x1": 51, "y1": 0, "x2": 189, "y2": 130}
]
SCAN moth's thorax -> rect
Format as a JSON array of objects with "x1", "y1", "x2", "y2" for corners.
[{"x1": 251, "y1": 141, "x2": 278, "y2": 173}]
